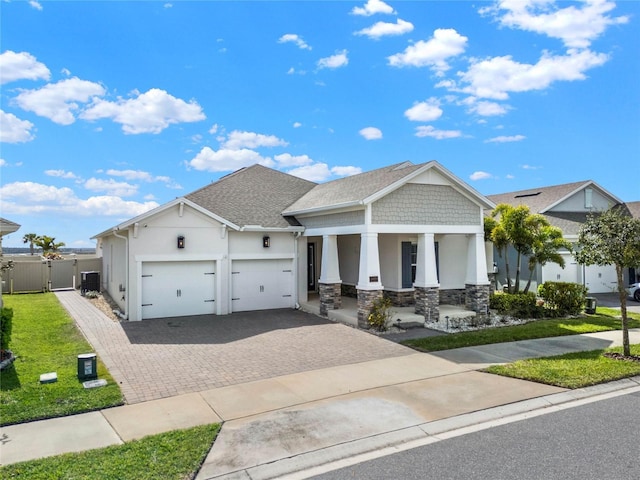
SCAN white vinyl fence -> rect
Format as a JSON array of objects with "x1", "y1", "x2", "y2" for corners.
[{"x1": 1, "y1": 256, "x2": 102, "y2": 294}]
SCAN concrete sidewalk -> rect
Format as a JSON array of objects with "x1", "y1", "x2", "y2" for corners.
[{"x1": 2, "y1": 330, "x2": 640, "y2": 476}]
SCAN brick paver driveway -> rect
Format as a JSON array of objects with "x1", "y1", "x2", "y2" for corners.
[{"x1": 56, "y1": 291, "x2": 412, "y2": 404}]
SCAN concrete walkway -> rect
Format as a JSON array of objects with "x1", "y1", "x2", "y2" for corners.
[{"x1": 2, "y1": 329, "x2": 640, "y2": 475}]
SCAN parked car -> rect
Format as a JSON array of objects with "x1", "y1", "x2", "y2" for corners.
[{"x1": 628, "y1": 282, "x2": 640, "y2": 302}]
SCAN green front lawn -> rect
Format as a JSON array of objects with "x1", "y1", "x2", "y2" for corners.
[
  {"x1": 0, "y1": 293, "x2": 123, "y2": 426},
  {"x1": 0, "y1": 424, "x2": 220, "y2": 480},
  {"x1": 486, "y1": 344, "x2": 640, "y2": 388},
  {"x1": 402, "y1": 308, "x2": 640, "y2": 352}
]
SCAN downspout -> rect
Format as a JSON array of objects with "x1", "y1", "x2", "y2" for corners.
[
  {"x1": 294, "y1": 231, "x2": 302, "y2": 309},
  {"x1": 112, "y1": 228, "x2": 129, "y2": 320}
]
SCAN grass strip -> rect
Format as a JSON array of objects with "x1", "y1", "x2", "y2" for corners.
[
  {"x1": 402, "y1": 308, "x2": 640, "y2": 352},
  {"x1": 0, "y1": 423, "x2": 220, "y2": 479},
  {"x1": 486, "y1": 344, "x2": 640, "y2": 389},
  {"x1": 0, "y1": 293, "x2": 123, "y2": 426}
]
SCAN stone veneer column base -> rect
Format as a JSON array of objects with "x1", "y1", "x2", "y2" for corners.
[
  {"x1": 414, "y1": 286, "x2": 439, "y2": 322},
  {"x1": 319, "y1": 283, "x2": 342, "y2": 317},
  {"x1": 357, "y1": 289, "x2": 383, "y2": 329},
  {"x1": 465, "y1": 283, "x2": 491, "y2": 317}
]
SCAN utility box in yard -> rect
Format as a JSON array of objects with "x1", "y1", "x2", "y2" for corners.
[{"x1": 77, "y1": 353, "x2": 97, "y2": 380}]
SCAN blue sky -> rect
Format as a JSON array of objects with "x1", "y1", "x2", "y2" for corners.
[{"x1": 1, "y1": 0, "x2": 638, "y2": 249}]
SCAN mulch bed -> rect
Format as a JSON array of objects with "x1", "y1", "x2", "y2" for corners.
[{"x1": 603, "y1": 352, "x2": 640, "y2": 363}]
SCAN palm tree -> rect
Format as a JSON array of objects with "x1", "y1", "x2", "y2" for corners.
[
  {"x1": 22, "y1": 233, "x2": 40, "y2": 256},
  {"x1": 35, "y1": 235, "x2": 65, "y2": 255},
  {"x1": 524, "y1": 224, "x2": 572, "y2": 293}
]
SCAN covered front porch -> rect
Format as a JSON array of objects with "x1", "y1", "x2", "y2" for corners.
[
  {"x1": 301, "y1": 231, "x2": 492, "y2": 329},
  {"x1": 300, "y1": 293, "x2": 476, "y2": 330}
]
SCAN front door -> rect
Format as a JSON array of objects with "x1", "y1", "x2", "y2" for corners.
[{"x1": 307, "y1": 243, "x2": 316, "y2": 291}]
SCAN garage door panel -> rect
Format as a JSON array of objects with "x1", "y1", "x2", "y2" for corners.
[
  {"x1": 232, "y1": 259, "x2": 293, "y2": 312},
  {"x1": 142, "y1": 261, "x2": 215, "y2": 320}
]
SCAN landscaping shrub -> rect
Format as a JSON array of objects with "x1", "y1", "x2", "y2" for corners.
[
  {"x1": 0, "y1": 307, "x2": 13, "y2": 351},
  {"x1": 489, "y1": 291, "x2": 543, "y2": 319},
  {"x1": 368, "y1": 296, "x2": 393, "y2": 332},
  {"x1": 537, "y1": 281, "x2": 587, "y2": 317}
]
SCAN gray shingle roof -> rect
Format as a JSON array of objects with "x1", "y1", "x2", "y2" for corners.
[
  {"x1": 626, "y1": 201, "x2": 640, "y2": 219},
  {"x1": 185, "y1": 165, "x2": 316, "y2": 229},
  {"x1": 283, "y1": 161, "x2": 430, "y2": 214},
  {"x1": 486, "y1": 180, "x2": 592, "y2": 214}
]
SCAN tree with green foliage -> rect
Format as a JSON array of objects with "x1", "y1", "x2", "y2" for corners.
[
  {"x1": 484, "y1": 215, "x2": 511, "y2": 290},
  {"x1": 34, "y1": 235, "x2": 65, "y2": 254},
  {"x1": 22, "y1": 233, "x2": 41, "y2": 255},
  {"x1": 575, "y1": 207, "x2": 640, "y2": 356},
  {"x1": 524, "y1": 224, "x2": 572, "y2": 293}
]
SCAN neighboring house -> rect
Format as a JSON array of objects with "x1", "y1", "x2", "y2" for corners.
[
  {"x1": 94, "y1": 161, "x2": 495, "y2": 326},
  {"x1": 487, "y1": 180, "x2": 629, "y2": 294},
  {"x1": 0, "y1": 217, "x2": 21, "y2": 308}
]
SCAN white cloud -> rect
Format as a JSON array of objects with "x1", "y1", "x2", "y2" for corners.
[
  {"x1": 485, "y1": 134, "x2": 526, "y2": 143},
  {"x1": 278, "y1": 34, "x2": 312, "y2": 50},
  {"x1": 331, "y1": 166, "x2": 363, "y2": 177},
  {"x1": 84, "y1": 178, "x2": 138, "y2": 197},
  {"x1": 164, "y1": 3, "x2": 173, "y2": 8},
  {"x1": 105, "y1": 169, "x2": 171, "y2": 183},
  {"x1": 388, "y1": 29, "x2": 467, "y2": 73},
  {"x1": 222, "y1": 130, "x2": 288, "y2": 150},
  {"x1": 359, "y1": 126, "x2": 383, "y2": 140},
  {"x1": 209, "y1": 123, "x2": 219, "y2": 134},
  {"x1": 45, "y1": 169, "x2": 78, "y2": 179},
  {"x1": 29, "y1": 1, "x2": 42, "y2": 11},
  {"x1": 355, "y1": 19, "x2": 414, "y2": 39},
  {"x1": 457, "y1": 49, "x2": 608, "y2": 100},
  {"x1": 15, "y1": 77, "x2": 105, "y2": 125},
  {"x1": 317, "y1": 50, "x2": 349, "y2": 70},
  {"x1": 461, "y1": 97, "x2": 510, "y2": 116},
  {"x1": 0, "y1": 50, "x2": 51, "y2": 84},
  {"x1": 293, "y1": 122, "x2": 302, "y2": 128},
  {"x1": 188, "y1": 146, "x2": 272, "y2": 172},
  {"x1": 404, "y1": 99, "x2": 443, "y2": 122},
  {"x1": 274, "y1": 153, "x2": 313, "y2": 167},
  {"x1": 521, "y1": 164, "x2": 541, "y2": 170},
  {"x1": 351, "y1": 0, "x2": 395, "y2": 16},
  {"x1": 470, "y1": 171, "x2": 493, "y2": 181},
  {"x1": 415, "y1": 125, "x2": 462, "y2": 139},
  {"x1": 481, "y1": 0, "x2": 629, "y2": 49},
  {"x1": 0, "y1": 110, "x2": 35, "y2": 143},
  {"x1": 0, "y1": 181, "x2": 158, "y2": 217},
  {"x1": 287, "y1": 163, "x2": 332, "y2": 182},
  {"x1": 81, "y1": 88, "x2": 205, "y2": 134}
]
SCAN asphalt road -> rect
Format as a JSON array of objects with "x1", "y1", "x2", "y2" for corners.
[{"x1": 311, "y1": 392, "x2": 640, "y2": 480}]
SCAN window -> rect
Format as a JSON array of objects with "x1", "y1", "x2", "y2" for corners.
[
  {"x1": 585, "y1": 187, "x2": 593, "y2": 208},
  {"x1": 402, "y1": 241, "x2": 439, "y2": 288}
]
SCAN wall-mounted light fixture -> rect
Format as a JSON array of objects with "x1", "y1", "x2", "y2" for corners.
[
  {"x1": 177, "y1": 235, "x2": 185, "y2": 249},
  {"x1": 262, "y1": 235, "x2": 270, "y2": 248}
]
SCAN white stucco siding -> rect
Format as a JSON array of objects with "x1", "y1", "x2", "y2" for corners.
[
  {"x1": 228, "y1": 231, "x2": 294, "y2": 256},
  {"x1": 101, "y1": 235, "x2": 127, "y2": 312},
  {"x1": 437, "y1": 235, "x2": 467, "y2": 289},
  {"x1": 378, "y1": 234, "x2": 417, "y2": 290},
  {"x1": 130, "y1": 206, "x2": 226, "y2": 256},
  {"x1": 372, "y1": 184, "x2": 479, "y2": 225},
  {"x1": 337, "y1": 235, "x2": 360, "y2": 285}
]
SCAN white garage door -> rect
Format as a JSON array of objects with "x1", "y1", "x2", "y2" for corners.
[
  {"x1": 542, "y1": 253, "x2": 579, "y2": 284},
  {"x1": 231, "y1": 259, "x2": 294, "y2": 312},
  {"x1": 141, "y1": 261, "x2": 216, "y2": 319},
  {"x1": 584, "y1": 265, "x2": 617, "y2": 293}
]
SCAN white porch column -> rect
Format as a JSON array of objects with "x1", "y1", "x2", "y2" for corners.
[
  {"x1": 357, "y1": 233, "x2": 382, "y2": 289},
  {"x1": 319, "y1": 235, "x2": 341, "y2": 284},
  {"x1": 414, "y1": 233, "x2": 439, "y2": 288},
  {"x1": 465, "y1": 233, "x2": 490, "y2": 285}
]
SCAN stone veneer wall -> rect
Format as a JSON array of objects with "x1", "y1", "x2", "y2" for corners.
[
  {"x1": 414, "y1": 286, "x2": 439, "y2": 322},
  {"x1": 357, "y1": 289, "x2": 383, "y2": 329},
  {"x1": 465, "y1": 283, "x2": 491, "y2": 317},
  {"x1": 439, "y1": 288, "x2": 466, "y2": 306},
  {"x1": 341, "y1": 283, "x2": 358, "y2": 298},
  {"x1": 384, "y1": 290, "x2": 415, "y2": 307},
  {"x1": 319, "y1": 283, "x2": 342, "y2": 317}
]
